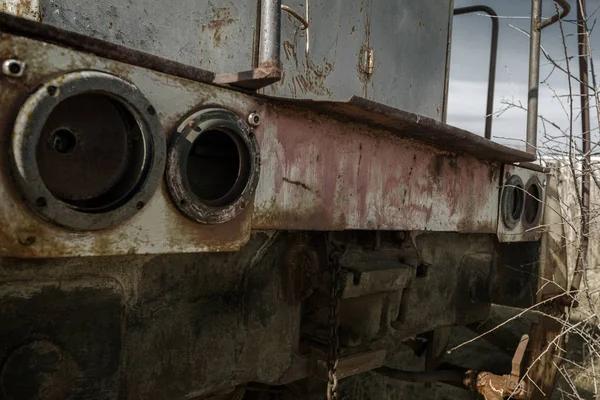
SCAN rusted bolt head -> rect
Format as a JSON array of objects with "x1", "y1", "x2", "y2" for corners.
[
  {"x1": 2, "y1": 59, "x2": 25, "y2": 77},
  {"x1": 247, "y1": 112, "x2": 261, "y2": 127}
]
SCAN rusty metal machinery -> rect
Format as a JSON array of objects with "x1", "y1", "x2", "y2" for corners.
[{"x1": 0, "y1": 1, "x2": 572, "y2": 399}]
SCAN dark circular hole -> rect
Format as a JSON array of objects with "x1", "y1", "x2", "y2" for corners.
[
  {"x1": 136, "y1": 201, "x2": 144, "y2": 210},
  {"x1": 8, "y1": 62, "x2": 21, "y2": 74},
  {"x1": 501, "y1": 175, "x2": 524, "y2": 229},
  {"x1": 147, "y1": 105, "x2": 156, "y2": 115},
  {"x1": 253, "y1": 115, "x2": 260, "y2": 124},
  {"x1": 186, "y1": 128, "x2": 250, "y2": 206},
  {"x1": 35, "y1": 197, "x2": 47, "y2": 208},
  {"x1": 524, "y1": 183, "x2": 541, "y2": 225},
  {"x1": 36, "y1": 93, "x2": 147, "y2": 212},
  {"x1": 510, "y1": 186, "x2": 523, "y2": 220},
  {"x1": 50, "y1": 128, "x2": 77, "y2": 154},
  {"x1": 47, "y1": 86, "x2": 58, "y2": 97}
]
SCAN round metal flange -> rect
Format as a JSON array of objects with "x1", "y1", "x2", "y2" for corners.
[
  {"x1": 501, "y1": 174, "x2": 525, "y2": 230},
  {"x1": 9, "y1": 70, "x2": 166, "y2": 231},
  {"x1": 166, "y1": 108, "x2": 260, "y2": 224}
]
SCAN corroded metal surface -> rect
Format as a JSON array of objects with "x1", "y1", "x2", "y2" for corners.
[
  {"x1": 0, "y1": 32, "x2": 505, "y2": 257},
  {"x1": 0, "y1": 33, "x2": 254, "y2": 257},
  {"x1": 254, "y1": 107, "x2": 501, "y2": 232},
  {"x1": 0, "y1": 0, "x2": 39, "y2": 20}
]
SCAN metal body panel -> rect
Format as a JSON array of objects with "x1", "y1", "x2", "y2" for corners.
[
  {"x1": 39, "y1": 0, "x2": 257, "y2": 75},
  {"x1": 30, "y1": 0, "x2": 450, "y2": 118},
  {"x1": 0, "y1": 32, "x2": 503, "y2": 257},
  {"x1": 266, "y1": 0, "x2": 452, "y2": 120}
]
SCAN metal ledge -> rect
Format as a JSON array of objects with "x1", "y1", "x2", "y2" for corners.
[{"x1": 264, "y1": 95, "x2": 536, "y2": 164}]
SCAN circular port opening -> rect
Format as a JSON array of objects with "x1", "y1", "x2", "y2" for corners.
[
  {"x1": 166, "y1": 108, "x2": 260, "y2": 224},
  {"x1": 524, "y1": 180, "x2": 542, "y2": 226},
  {"x1": 186, "y1": 128, "x2": 251, "y2": 206},
  {"x1": 501, "y1": 175, "x2": 525, "y2": 229},
  {"x1": 10, "y1": 71, "x2": 165, "y2": 230},
  {"x1": 36, "y1": 93, "x2": 146, "y2": 211}
]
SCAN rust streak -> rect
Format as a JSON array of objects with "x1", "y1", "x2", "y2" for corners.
[
  {"x1": 207, "y1": 7, "x2": 235, "y2": 46},
  {"x1": 282, "y1": 177, "x2": 313, "y2": 192}
]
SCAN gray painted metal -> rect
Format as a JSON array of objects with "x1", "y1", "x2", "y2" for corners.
[
  {"x1": 265, "y1": 0, "x2": 452, "y2": 120},
  {"x1": 37, "y1": 0, "x2": 452, "y2": 121},
  {"x1": 39, "y1": 0, "x2": 258, "y2": 75}
]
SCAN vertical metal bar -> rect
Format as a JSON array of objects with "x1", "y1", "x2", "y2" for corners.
[
  {"x1": 453, "y1": 6, "x2": 499, "y2": 140},
  {"x1": 571, "y1": 0, "x2": 591, "y2": 297},
  {"x1": 526, "y1": 0, "x2": 542, "y2": 155},
  {"x1": 259, "y1": 0, "x2": 282, "y2": 68},
  {"x1": 442, "y1": 0, "x2": 455, "y2": 123}
]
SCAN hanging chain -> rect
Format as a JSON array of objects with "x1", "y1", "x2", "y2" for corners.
[{"x1": 326, "y1": 244, "x2": 343, "y2": 400}]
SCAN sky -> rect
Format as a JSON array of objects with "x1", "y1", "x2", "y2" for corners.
[{"x1": 447, "y1": 0, "x2": 600, "y2": 154}]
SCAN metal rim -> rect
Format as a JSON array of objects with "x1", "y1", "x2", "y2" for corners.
[
  {"x1": 166, "y1": 108, "x2": 260, "y2": 224},
  {"x1": 501, "y1": 174, "x2": 525, "y2": 230},
  {"x1": 9, "y1": 70, "x2": 166, "y2": 231},
  {"x1": 523, "y1": 176, "x2": 543, "y2": 228}
]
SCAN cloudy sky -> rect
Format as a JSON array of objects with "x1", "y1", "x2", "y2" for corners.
[{"x1": 447, "y1": 0, "x2": 600, "y2": 154}]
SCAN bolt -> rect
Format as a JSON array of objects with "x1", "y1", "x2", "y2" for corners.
[
  {"x1": 247, "y1": 112, "x2": 261, "y2": 127},
  {"x1": 2, "y1": 59, "x2": 25, "y2": 77}
]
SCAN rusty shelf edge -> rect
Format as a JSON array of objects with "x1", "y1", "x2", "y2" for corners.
[
  {"x1": 0, "y1": 12, "x2": 215, "y2": 84},
  {"x1": 263, "y1": 95, "x2": 535, "y2": 164}
]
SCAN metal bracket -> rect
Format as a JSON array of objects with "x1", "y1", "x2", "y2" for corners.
[{"x1": 465, "y1": 334, "x2": 530, "y2": 400}]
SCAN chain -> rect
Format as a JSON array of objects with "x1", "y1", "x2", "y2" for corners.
[{"x1": 326, "y1": 245, "x2": 343, "y2": 400}]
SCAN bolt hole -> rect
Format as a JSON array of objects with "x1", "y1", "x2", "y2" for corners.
[
  {"x1": 416, "y1": 263, "x2": 428, "y2": 278},
  {"x1": 47, "y1": 85, "x2": 58, "y2": 97},
  {"x1": 8, "y1": 62, "x2": 21, "y2": 75},
  {"x1": 253, "y1": 115, "x2": 260, "y2": 124},
  {"x1": 136, "y1": 201, "x2": 144, "y2": 210},
  {"x1": 186, "y1": 128, "x2": 250, "y2": 206},
  {"x1": 51, "y1": 128, "x2": 78, "y2": 155},
  {"x1": 180, "y1": 199, "x2": 187, "y2": 206},
  {"x1": 18, "y1": 236, "x2": 36, "y2": 246},
  {"x1": 35, "y1": 197, "x2": 47, "y2": 208},
  {"x1": 147, "y1": 105, "x2": 156, "y2": 115}
]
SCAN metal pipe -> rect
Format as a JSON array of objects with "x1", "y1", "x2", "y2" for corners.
[
  {"x1": 526, "y1": 0, "x2": 571, "y2": 155},
  {"x1": 571, "y1": 0, "x2": 591, "y2": 297},
  {"x1": 541, "y1": 0, "x2": 572, "y2": 29},
  {"x1": 281, "y1": 5, "x2": 309, "y2": 30},
  {"x1": 526, "y1": 0, "x2": 542, "y2": 155},
  {"x1": 454, "y1": 6, "x2": 499, "y2": 140},
  {"x1": 259, "y1": 0, "x2": 282, "y2": 68}
]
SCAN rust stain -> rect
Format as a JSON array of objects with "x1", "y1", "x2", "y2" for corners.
[
  {"x1": 15, "y1": 0, "x2": 32, "y2": 18},
  {"x1": 282, "y1": 41, "x2": 298, "y2": 70},
  {"x1": 207, "y1": 7, "x2": 235, "y2": 46},
  {"x1": 293, "y1": 58, "x2": 334, "y2": 97}
]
